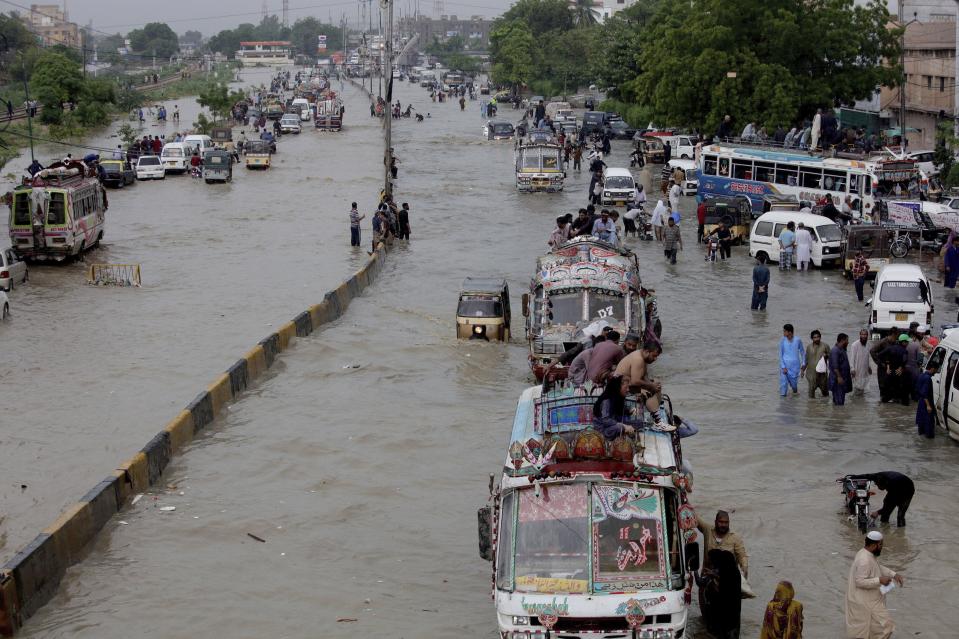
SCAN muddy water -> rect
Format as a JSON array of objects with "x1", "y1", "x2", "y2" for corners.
[
  {"x1": 0, "y1": 69, "x2": 384, "y2": 556},
  {"x1": 13, "y1": 76, "x2": 959, "y2": 638}
]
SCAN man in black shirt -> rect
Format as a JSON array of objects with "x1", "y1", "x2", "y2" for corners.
[
  {"x1": 397, "y1": 203, "x2": 411, "y2": 240},
  {"x1": 848, "y1": 471, "x2": 915, "y2": 527}
]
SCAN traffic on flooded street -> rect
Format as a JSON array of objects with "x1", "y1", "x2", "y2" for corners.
[{"x1": 4, "y1": 4, "x2": 959, "y2": 639}]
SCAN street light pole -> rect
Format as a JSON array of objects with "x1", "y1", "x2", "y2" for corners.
[
  {"x1": 953, "y1": 0, "x2": 959, "y2": 139},
  {"x1": 383, "y1": 0, "x2": 394, "y2": 198},
  {"x1": 20, "y1": 52, "x2": 35, "y2": 163}
]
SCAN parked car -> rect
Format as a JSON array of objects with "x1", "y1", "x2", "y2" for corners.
[
  {"x1": 136, "y1": 155, "x2": 166, "y2": 180},
  {"x1": 160, "y1": 142, "x2": 190, "y2": 173},
  {"x1": 0, "y1": 289, "x2": 9, "y2": 320},
  {"x1": 98, "y1": 159, "x2": 136, "y2": 187},
  {"x1": 279, "y1": 114, "x2": 302, "y2": 134},
  {"x1": 908, "y1": 150, "x2": 938, "y2": 177},
  {"x1": 749, "y1": 210, "x2": 843, "y2": 267},
  {"x1": 606, "y1": 120, "x2": 636, "y2": 140},
  {"x1": 1, "y1": 246, "x2": 28, "y2": 291}
]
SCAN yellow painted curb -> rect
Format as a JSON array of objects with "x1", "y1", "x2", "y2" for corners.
[
  {"x1": 118, "y1": 453, "x2": 149, "y2": 494},
  {"x1": 243, "y1": 345, "x2": 267, "y2": 380},
  {"x1": 207, "y1": 373, "x2": 232, "y2": 416},
  {"x1": 277, "y1": 321, "x2": 296, "y2": 351},
  {"x1": 163, "y1": 410, "x2": 195, "y2": 455}
]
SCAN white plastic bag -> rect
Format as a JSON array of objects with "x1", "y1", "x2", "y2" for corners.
[{"x1": 815, "y1": 355, "x2": 828, "y2": 374}]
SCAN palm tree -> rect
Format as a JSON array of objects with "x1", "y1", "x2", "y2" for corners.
[{"x1": 571, "y1": 0, "x2": 600, "y2": 26}]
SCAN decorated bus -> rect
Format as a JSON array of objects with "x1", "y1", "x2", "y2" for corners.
[
  {"x1": 8, "y1": 161, "x2": 107, "y2": 262},
  {"x1": 515, "y1": 141, "x2": 565, "y2": 192},
  {"x1": 478, "y1": 384, "x2": 698, "y2": 639}
]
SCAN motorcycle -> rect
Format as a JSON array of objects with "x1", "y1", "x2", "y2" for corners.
[{"x1": 838, "y1": 475, "x2": 874, "y2": 533}]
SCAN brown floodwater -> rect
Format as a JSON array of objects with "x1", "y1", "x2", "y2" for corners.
[{"x1": 7, "y1": 70, "x2": 959, "y2": 638}]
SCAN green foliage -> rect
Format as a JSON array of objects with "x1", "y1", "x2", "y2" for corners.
[
  {"x1": 290, "y1": 17, "x2": 342, "y2": 56},
  {"x1": 180, "y1": 30, "x2": 203, "y2": 46},
  {"x1": 946, "y1": 164, "x2": 959, "y2": 189},
  {"x1": 624, "y1": 0, "x2": 901, "y2": 132},
  {"x1": 31, "y1": 51, "x2": 85, "y2": 108},
  {"x1": 128, "y1": 22, "x2": 179, "y2": 58},
  {"x1": 935, "y1": 122, "x2": 958, "y2": 183},
  {"x1": 497, "y1": 0, "x2": 573, "y2": 35},
  {"x1": 489, "y1": 21, "x2": 535, "y2": 88},
  {"x1": 426, "y1": 35, "x2": 465, "y2": 55},
  {"x1": 114, "y1": 86, "x2": 143, "y2": 112},
  {"x1": 444, "y1": 53, "x2": 481, "y2": 76},
  {"x1": 193, "y1": 112, "x2": 213, "y2": 135},
  {"x1": 599, "y1": 98, "x2": 653, "y2": 129},
  {"x1": 196, "y1": 82, "x2": 246, "y2": 122},
  {"x1": 0, "y1": 12, "x2": 38, "y2": 81},
  {"x1": 115, "y1": 123, "x2": 139, "y2": 147}
]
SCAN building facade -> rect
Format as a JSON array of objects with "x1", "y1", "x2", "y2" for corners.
[
  {"x1": 397, "y1": 15, "x2": 492, "y2": 47},
  {"x1": 20, "y1": 3, "x2": 81, "y2": 48}
]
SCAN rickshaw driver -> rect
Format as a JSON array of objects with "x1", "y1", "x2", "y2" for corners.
[{"x1": 613, "y1": 340, "x2": 674, "y2": 431}]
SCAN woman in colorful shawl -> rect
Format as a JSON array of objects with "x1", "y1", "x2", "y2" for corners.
[{"x1": 760, "y1": 580, "x2": 804, "y2": 639}]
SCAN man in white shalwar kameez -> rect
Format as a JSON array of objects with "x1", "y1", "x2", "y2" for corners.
[
  {"x1": 849, "y1": 329, "x2": 873, "y2": 393},
  {"x1": 846, "y1": 531, "x2": 902, "y2": 639}
]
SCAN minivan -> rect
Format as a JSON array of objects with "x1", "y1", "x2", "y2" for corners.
[
  {"x1": 664, "y1": 135, "x2": 696, "y2": 159},
  {"x1": 601, "y1": 167, "x2": 636, "y2": 206},
  {"x1": 182, "y1": 134, "x2": 214, "y2": 156},
  {"x1": 748, "y1": 210, "x2": 843, "y2": 267},
  {"x1": 582, "y1": 111, "x2": 606, "y2": 135},
  {"x1": 926, "y1": 331, "x2": 959, "y2": 441},
  {"x1": 160, "y1": 142, "x2": 189, "y2": 173},
  {"x1": 868, "y1": 263, "x2": 933, "y2": 336}
]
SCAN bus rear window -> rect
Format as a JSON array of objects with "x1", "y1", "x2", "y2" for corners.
[
  {"x1": 47, "y1": 192, "x2": 66, "y2": 225},
  {"x1": 13, "y1": 193, "x2": 31, "y2": 225}
]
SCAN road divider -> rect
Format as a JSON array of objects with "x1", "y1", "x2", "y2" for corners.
[{"x1": 0, "y1": 240, "x2": 392, "y2": 636}]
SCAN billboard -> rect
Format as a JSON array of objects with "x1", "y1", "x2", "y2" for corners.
[{"x1": 317, "y1": 34, "x2": 327, "y2": 52}]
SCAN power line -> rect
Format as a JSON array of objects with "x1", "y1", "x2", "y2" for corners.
[{"x1": 94, "y1": 1, "x2": 363, "y2": 31}]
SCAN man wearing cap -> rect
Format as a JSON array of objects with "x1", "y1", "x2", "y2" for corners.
[{"x1": 845, "y1": 531, "x2": 902, "y2": 639}]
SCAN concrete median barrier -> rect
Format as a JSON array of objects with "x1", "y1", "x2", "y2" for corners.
[{"x1": 0, "y1": 240, "x2": 393, "y2": 636}]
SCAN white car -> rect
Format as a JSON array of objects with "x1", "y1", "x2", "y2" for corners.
[
  {"x1": 160, "y1": 142, "x2": 190, "y2": 173},
  {"x1": 1, "y1": 246, "x2": 28, "y2": 292},
  {"x1": 0, "y1": 289, "x2": 9, "y2": 320},
  {"x1": 908, "y1": 150, "x2": 937, "y2": 177},
  {"x1": 136, "y1": 155, "x2": 165, "y2": 180},
  {"x1": 279, "y1": 114, "x2": 302, "y2": 134}
]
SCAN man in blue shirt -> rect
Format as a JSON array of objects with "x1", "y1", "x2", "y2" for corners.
[
  {"x1": 778, "y1": 221, "x2": 796, "y2": 271},
  {"x1": 592, "y1": 210, "x2": 616, "y2": 243},
  {"x1": 779, "y1": 323, "x2": 805, "y2": 396}
]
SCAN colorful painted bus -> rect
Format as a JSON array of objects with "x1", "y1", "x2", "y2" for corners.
[
  {"x1": 8, "y1": 162, "x2": 107, "y2": 262},
  {"x1": 698, "y1": 144, "x2": 876, "y2": 215}
]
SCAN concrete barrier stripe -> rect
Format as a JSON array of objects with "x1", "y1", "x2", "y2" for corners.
[
  {"x1": 277, "y1": 321, "x2": 296, "y2": 351},
  {"x1": 243, "y1": 345, "x2": 267, "y2": 379},
  {"x1": 292, "y1": 310, "x2": 313, "y2": 337},
  {"x1": 226, "y1": 359, "x2": 249, "y2": 397},
  {"x1": 79, "y1": 477, "x2": 121, "y2": 535},
  {"x1": 323, "y1": 290, "x2": 342, "y2": 318},
  {"x1": 334, "y1": 282, "x2": 351, "y2": 312},
  {"x1": 117, "y1": 452, "x2": 149, "y2": 494},
  {"x1": 107, "y1": 469, "x2": 132, "y2": 507},
  {"x1": 1, "y1": 533, "x2": 55, "y2": 619},
  {"x1": 308, "y1": 301, "x2": 329, "y2": 327},
  {"x1": 345, "y1": 274, "x2": 360, "y2": 296},
  {"x1": 187, "y1": 392, "x2": 214, "y2": 432},
  {"x1": 163, "y1": 410, "x2": 195, "y2": 455},
  {"x1": 207, "y1": 373, "x2": 233, "y2": 416},
  {"x1": 41, "y1": 503, "x2": 92, "y2": 568},
  {"x1": 258, "y1": 333, "x2": 280, "y2": 368},
  {"x1": 139, "y1": 432, "x2": 172, "y2": 486},
  {"x1": 354, "y1": 266, "x2": 370, "y2": 288}
]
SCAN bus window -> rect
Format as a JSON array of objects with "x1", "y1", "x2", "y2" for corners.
[
  {"x1": 864, "y1": 176, "x2": 872, "y2": 195},
  {"x1": 13, "y1": 193, "x2": 31, "y2": 225},
  {"x1": 718, "y1": 158, "x2": 730, "y2": 177},
  {"x1": 775, "y1": 163, "x2": 797, "y2": 186},
  {"x1": 754, "y1": 161, "x2": 775, "y2": 183},
  {"x1": 732, "y1": 160, "x2": 752, "y2": 179},
  {"x1": 823, "y1": 169, "x2": 846, "y2": 192},
  {"x1": 850, "y1": 174, "x2": 860, "y2": 195},
  {"x1": 801, "y1": 169, "x2": 822, "y2": 188},
  {"x1": 47, "y1": 193, "x2": 66, "y2": 225},
  {"x1": 703, "y1": 155, "x2": 717, "y2": 175}
]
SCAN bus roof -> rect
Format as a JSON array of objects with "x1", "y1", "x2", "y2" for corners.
[{"x1": 704, "y1": 144, "x2": 869, "y2": 169}]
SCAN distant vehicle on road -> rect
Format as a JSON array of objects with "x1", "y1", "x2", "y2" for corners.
[
  {"x1": 1, "y1": 246, "x2": 28, "y2": 292},
  {"x1": 135, "y1": 155, "x2": 165, "y2": 180}
]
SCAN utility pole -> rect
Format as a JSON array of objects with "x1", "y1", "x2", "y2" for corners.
[
  {"x1": 953, "y1": 0, "x2": 959, "y2": 139},
  {"x1": 20, "y1": 53, "x2": 35, "y2": 163},
  {"x1": 898, "y1": 3, "x2": 919, "y2": 150},
  {"x1": 383, "y1": 0, "x2": 394, "y2": 198}
]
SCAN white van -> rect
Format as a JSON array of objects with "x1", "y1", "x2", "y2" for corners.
[
  {"x1": 748, "y1": 210, "x2": 843, "y2": 267},
  {"x1": 601, "y1": 167, "x2": 636, "y2": 206},
  {"x1": 182, "y1": 134, "x2": 214, "y2": 156},
  {"x1": 545, "y1": 101, "x2": 573, "y2": 123},
  {"x1": 160, "y1": 142, "x2": 189, "y2": 173},
  {"x1": 927, "y1": 332, "x2": 959, "y2": 441},
  {"x1": 665, "y1": 158, "x2": 698, "y2": 195},
  {"x1": 665, "y1": 135, "x2": 696, "y2": 159},
  {"x1": 291, "y1": 97, "x2": 312, "y2": 121},
  {"x1": 868, "y1": 264, "x2": 933, "y2": 336}
]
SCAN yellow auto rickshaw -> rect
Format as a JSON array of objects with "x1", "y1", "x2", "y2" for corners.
[
  {"x1": 211, "y1": 126, "x2": 234, "y2": 152},
  {"x1": 456, "y1": 277, "x2": 511, "y2": 341},
  {"x1": 842, "y1": 225, "x2": 894, "y2": 278},
  {"x1": 244, "y1": 139, "x2": 271, "y2": 169},
  {"x1": 703, "y1": 195, "x2": 753, "y2": 244},
  {"x1": 637, "y1": 136, "x2": 665, "y2": 165}
]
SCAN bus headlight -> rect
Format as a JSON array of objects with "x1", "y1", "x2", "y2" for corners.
[{"x1": 511, "y1": 615, "x2": 530, "y2": 626}]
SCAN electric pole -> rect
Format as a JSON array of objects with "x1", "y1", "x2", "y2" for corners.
[{"x1": 383, "y1": 0, "x2": 394, "y2": 198}]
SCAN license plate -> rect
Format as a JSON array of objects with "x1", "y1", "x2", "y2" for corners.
[
  {"x1": 166, "y1": 162, "x2": 176, "y2": 166},
  {"x1": 615, "y1": 201, "x2": 625, "y2": 205},
  {"x1": 895, "y1": 313, "x2": 908, "y2": 321}
]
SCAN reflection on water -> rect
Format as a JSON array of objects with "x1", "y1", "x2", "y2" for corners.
[{"x1": 12, "y1": 71, "x2": 959, "y2": 638}]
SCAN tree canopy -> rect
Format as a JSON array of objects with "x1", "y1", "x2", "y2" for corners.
[
  {"x1": 128, "y1": 22, "x2": 179, "y2": 58},
  {"x1": 207, "y1": 16, "x2": 340, "y2": 58}
]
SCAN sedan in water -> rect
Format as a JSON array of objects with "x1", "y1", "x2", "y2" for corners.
[
  {"x1": 1, "y1": 246, "x2": 28, "y2": 292},
  {"x1": 135, "y1": 155, "x2": 166, "y2": 180},
  {"x1": 279, "y1": 114, "x2": 302, "y2": 134},
  {"x1": 486, "y1": 120, "x2": 515, "y2": 141},
  {"x1": 606, "y1": 120, "x2": 637, "y2": 140}
]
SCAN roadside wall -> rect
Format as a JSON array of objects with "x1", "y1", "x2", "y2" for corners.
[{"x1": 0, "y1": 241, "x2": 392, "y2": 636}]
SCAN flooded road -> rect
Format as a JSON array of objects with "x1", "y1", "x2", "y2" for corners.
[
  {"x1": 1, "y1": 69, "x2": 383, "y2": 556},
  {"x1": 10, "y1": 74, "x2": 959, "y2": 638}
]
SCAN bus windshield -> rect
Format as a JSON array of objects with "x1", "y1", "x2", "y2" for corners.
[
  {"x1": 605, "y1": 176, "x2": 633, "y2": 189},
  {"x1": 513, "y1": 484, "x2": 589, "y2": 594},
  {"x1": 587, "y1": 292, "x2": 626, "y2": 322},
  {"x1": 546, "y1": 292, "x2": 582, "y2": 325},
  {"x1": 13, "y1": 193, "x2": 31, "y2": 225}
]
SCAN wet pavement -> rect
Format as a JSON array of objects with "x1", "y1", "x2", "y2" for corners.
[{"x1": 8, "y1": 72, "x2": 959, "y2": 638}]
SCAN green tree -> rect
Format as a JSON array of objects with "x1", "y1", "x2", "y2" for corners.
[
  {"x1": 444, "y1": 53, "x2": 481, "y2": 76},
  {"x1": 31, "y1": 51, "x2": 85, "y2": 109},
  {"x1": 180, "y1": 30, "x2": 203, "y2": 46},
  {"x1": 128, "y1": 22, "x2": 179, "y2": 58},
  {"x1": 290, "y1": 17, "x2": 341, "y2": 56},
  {"x1": 628, "y1": 0, "x2": 900, "y2": 132},
  {"x1": 208, "y1": 23, "x2": 256, "y2": 57},
  {"x1": 253, "y1": 15, "x2": 289, "y2": 41},
  {"x1": 0, "y1": 12, "x2": 38, "y2": 81},
  {"x1": 489, "y1": 21, "x2": 535, "y2": 88},
  {"x1": 496, "y1": 0, "x2": 573, "y2": 36}
]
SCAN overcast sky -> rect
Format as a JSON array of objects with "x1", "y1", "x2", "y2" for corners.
[{"x1": 20, "y1": 0, "x2": 511, "y2": 36}]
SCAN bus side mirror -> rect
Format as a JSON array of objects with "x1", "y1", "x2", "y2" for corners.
[
  {"x1": 522, "y1": 293, "x2": 529, "y2": 317},
  {"x1": 684, "y1": 541, "x2": 700, "y2": 572},
  {"x1": 478, "y1": 506, "x2": 493, "y2": 561}
]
